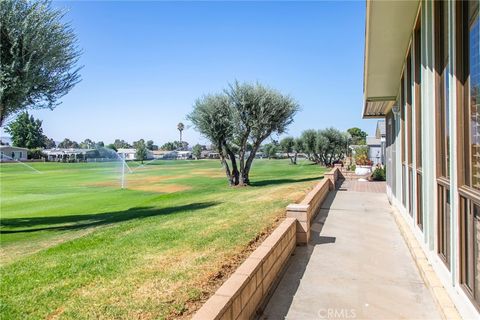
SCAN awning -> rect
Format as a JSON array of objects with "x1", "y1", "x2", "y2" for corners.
[{"x1": 363, "y1": 0, "x2": 420, "y2": 118}]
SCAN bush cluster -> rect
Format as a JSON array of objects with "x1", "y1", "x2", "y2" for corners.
[{"x1": 372, "y1": 166, "x2": 386, "y2": 181}]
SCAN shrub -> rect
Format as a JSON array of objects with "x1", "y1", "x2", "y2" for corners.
[
  {"x1": 372, "y1": 167, "x2": 386, "y2": 181},
  {"x1": 354, "y1": 146, "x2": 373, "y2": 166},
  {"x1": 28, "y1": 148, "x2": 46, "y2": 160}
]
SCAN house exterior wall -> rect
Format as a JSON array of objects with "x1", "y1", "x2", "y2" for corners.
[
  {"x1": 380, "y1": 139, "x2": 386, "y2": 164},
  {"x1": 381, "y1": 1, "x2": 480, "y2": 318},
  {"x1": 0, "y1": 147, "x2": 28, "y2": 161},
  {"x1": 368, "y1": 145, "x2": 382, "y2": 164}
]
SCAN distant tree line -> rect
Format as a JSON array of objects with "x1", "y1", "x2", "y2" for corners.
[
  {"x1": 160, "y1": 141, "x2": 189, "y2": 151},
  {"x1": 267, "y1": 126, "x2": 367, "y2": 167},
  {"x1": 3, "y1": 112, "x2": 163, "y2": 157}
]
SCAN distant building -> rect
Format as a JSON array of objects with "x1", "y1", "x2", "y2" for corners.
[
  {"x1": 44, "y1": 148, "x2": 94, "y2": 162},
  {"x1": 176, "y1": 150, "x2": 192, "y2": 160},
  {"x1": 375, "y1": 120, "x2": 386, "y2": 164},
  {"x1": 255, "y1": 152, "x2": 266, "y2": 159},
  {"x1": 117, "y1": 148, "x2": 153, "y2": 161},
  {"x1": 206, "y1": 152, "x2": 220, "y2": 159},
  {"x1": 366, "y1": 136, "x2": 382, "y2": 165},
  {"x1": 0, "y1": 146, "x2": 28, "y2": 161},
  {"x1": 153, "y1": 150, "x2": 177, "y2": 159}
]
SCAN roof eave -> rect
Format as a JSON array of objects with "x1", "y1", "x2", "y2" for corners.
[{"x1": 362, "y1": 0, "x2": 420, "y2": 118}]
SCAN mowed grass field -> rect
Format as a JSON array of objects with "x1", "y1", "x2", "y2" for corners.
[{"x1": 0, "y1": 159, "x2": 325, "y2": 319}]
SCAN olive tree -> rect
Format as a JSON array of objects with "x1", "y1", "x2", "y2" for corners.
[
  {"x1": 188, "y1": 82, "x2": 299, "y2": 186},
  {"x1": 299, "y1": 127, "x2": 349, "y2": 166},
  {"x1": 0, "y1": 0, "x2": 82, "y2": 126},
  {"x1": 280, "y1": 136, "x2": 297, "y2": 164},
  {"x1": 300, "y1": 129, "x2": 319, "y2": 163},
  {"x1": 262, "y1": 142, "x2": 279, "y2": 159},
  {"x1": 319, "y1": 127, "x2": 350, "y2": 166},
  {"x1": 188, "y1": 94, "x2": 239, "y2": 186},
  {"x1": 227, "y1": 82, "x2": 299, "y2": 185}
]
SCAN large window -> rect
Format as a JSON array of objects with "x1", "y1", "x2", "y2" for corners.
[
  {"x1": 414, "y1": 15, "x2": 423, "y2": 230},
  {"x1": 387, "y1": 111, "x2": 397, "y2": 197},
  {"x1": 406, "y1": 52, "x2": 414, "y2": 216},
  {"x1": 467, "y1": 3, "x2": 480, "y2": 190},
  {"x1": 407, "y1": 53, "x2": 413, "y2": 167},
  {"x1": 401, "y1": 75, "x2": 407, "y2": 208},
  {"x1": 436, "y1": 0, "x2": 450, "y2": 179},
  {"x1": 458, "y1": 0, "x2": 480, "y2": 310},
  {"x1": 435, "y1": 0, "x2": 450, "y2": 268},
  {"x1": 401, "y1": 75, "x2": 406, "y2": 166}
]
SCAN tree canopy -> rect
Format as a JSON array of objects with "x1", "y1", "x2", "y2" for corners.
[
  {"x1": 146, "y1": 140, "x2": 158, "y2": 151},
  {"x1": 5, "y1": 112, "x2": 45, "y2": 148},
  {"x1": 298, "y1": 127, "x2": 349, "y2": 166},
  {"x1": 58, "y1": 138, "x2": 79, "y2": 149},
  {"x1": 135, "y1": 140, "x2": 148, "y2": 163},
  {"x1": 160, "y1": 141, "x2": 188, "y2": 151},
  {"x1": 262, "y1": 142, "x2": 279, "y2": 159},
  {"x1": 192, "y1": 144, "x2": 202, "y2": 159},
  {"x1": 188, "y1": 81, "x2": 299, "y2": 186},
  {"x1": 0, "y1": 0, "x2": 82, "y2": 126},
  {"x1": 347, "y1": 127, "x2": 367, "y2": 145},
  {"x1": 79, "y1": 139, "x2": 94, "y2": 149},
  {"x1": 44, "y1": 137, "x2": 56, "y2": 148},
  {"x1": 279, "y1": 137, "x2": 298, "y2": 164},
  {"x1": 113, "y1": 139, "x2": 131, "y2": 149},
  {"x1": 177, "y1": 122, "x2": 185, "y2": 142}
]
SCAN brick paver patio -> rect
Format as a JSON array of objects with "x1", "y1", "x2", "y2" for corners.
[{"x1": 337, "y1": 180, "x2": 386, "y2": 193}]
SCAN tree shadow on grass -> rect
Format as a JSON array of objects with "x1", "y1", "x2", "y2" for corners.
[
  {"x1": 0, "y1": 202, "x2": 219, "y2": 234},
  {"x1": 250, "y1": 176, "x2": 323, "y2": 187}
]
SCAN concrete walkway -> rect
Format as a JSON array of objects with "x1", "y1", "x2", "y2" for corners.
[{"x1": 261, "y1": 189, "x2": 441, "y2": 320}]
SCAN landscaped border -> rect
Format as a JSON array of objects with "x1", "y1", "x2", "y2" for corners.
[{"x1": 193, "y1": 166, "x2": 343, "y2": 320}]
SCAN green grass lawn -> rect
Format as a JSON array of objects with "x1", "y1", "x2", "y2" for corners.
[{"x1": 0, "y1": 159, "x2": 325, "y2": 319}]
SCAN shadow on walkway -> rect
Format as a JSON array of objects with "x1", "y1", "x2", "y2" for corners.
[{"x1": 259, "y1": 194, "x2": 336, "y2": 319}]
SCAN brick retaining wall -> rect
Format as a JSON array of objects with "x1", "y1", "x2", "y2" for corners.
[
  {"x1": 286, "y1": 167, "x2": 342, "y2": 244},
  {"x1": 192, "y1": 218, "x2": 296, "y2": 320}
]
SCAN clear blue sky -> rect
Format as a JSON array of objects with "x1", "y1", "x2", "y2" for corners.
[{"x1": 2, "y1": 0, "x2": 378, "y2": 146}]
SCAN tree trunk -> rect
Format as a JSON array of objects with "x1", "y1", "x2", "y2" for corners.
[
  {"x1": 238, "y1": 149, "x2": 247, "y2": 186},
  {"x1": 220, "y1": 155, "x2": 234, "y2": 186},
  {"x1": 293, "y1": 152, "x2": 297, "y2": 165},
  {"x1": 227, "y1": 148, "x2": 239, "y2": 186},
  {"x1": 237, "y1": 130, "x2": 250, "y2": 186},
  {"x1": 218, "y1": 142, "x2": 235, "y2": 186},
  {"x1": 242, "y1": 140, "x2": 262, "y2": 185},
  {"x1": 287, "y1": 152, "x2": 293, "y2": 164}
]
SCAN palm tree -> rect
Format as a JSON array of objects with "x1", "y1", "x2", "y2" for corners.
[{"x1": 177, "y1": 122, "x2": 185, "y2": 143}]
